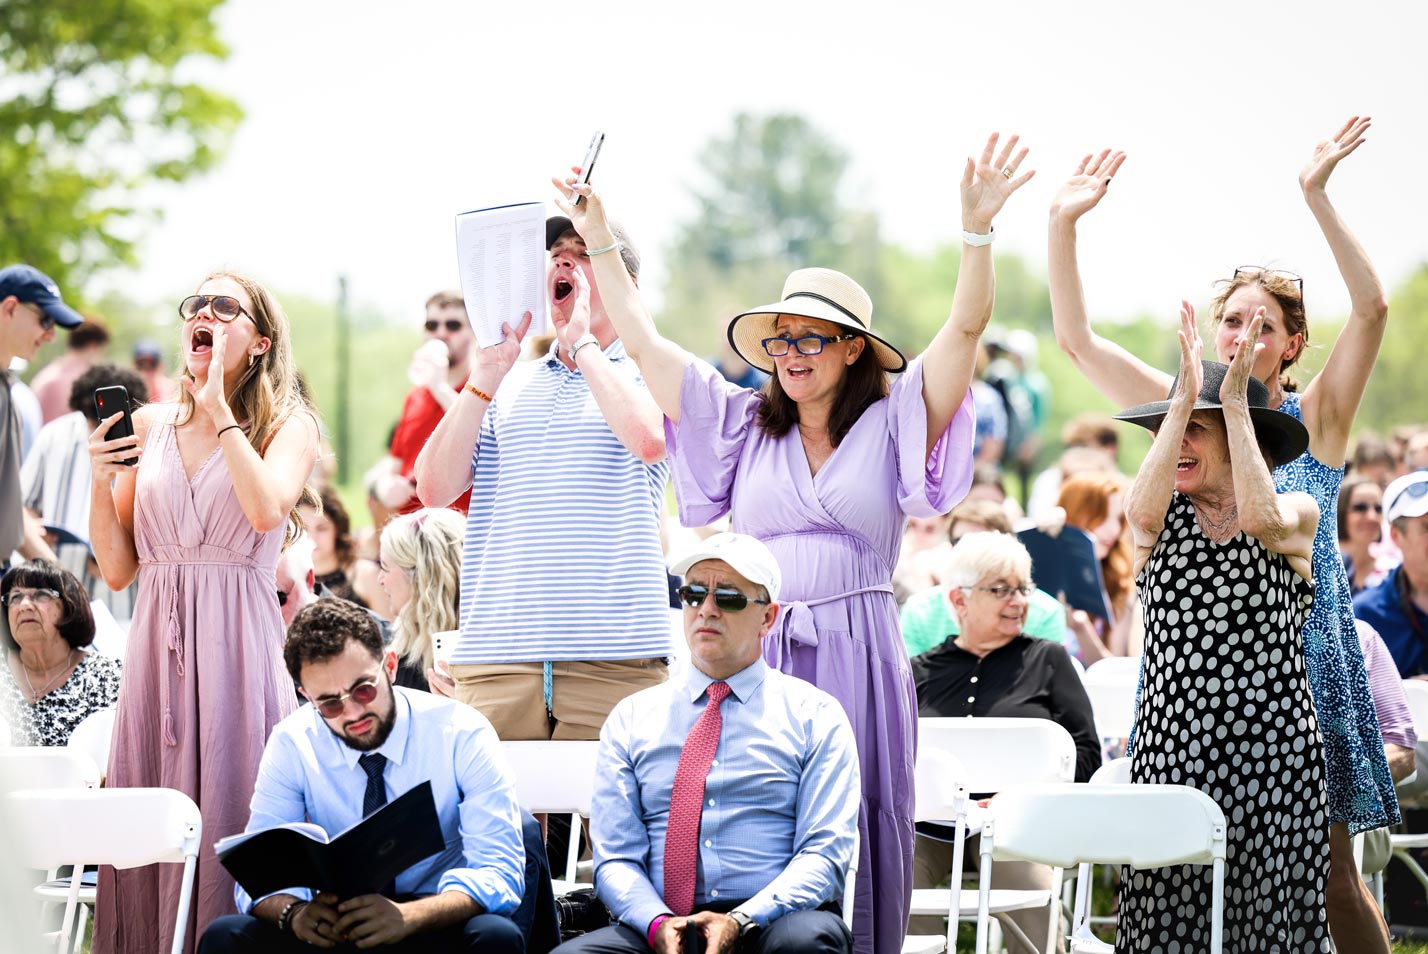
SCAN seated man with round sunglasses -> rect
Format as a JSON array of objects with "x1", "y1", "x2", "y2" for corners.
[
  {"x1": 200, "y1": 598, "x2": 537, "y2": 954},
  {"x1": 556, "y1": 532, "x2": 858, "y2": 954}
]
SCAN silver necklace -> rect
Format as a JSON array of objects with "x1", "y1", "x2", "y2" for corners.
[
  {"x1": 17, "y1": 649, "x2": 76, "y2": 704},
  {"x1": 1194, "y1": 502, "x2": 1240, "y2": 539}
]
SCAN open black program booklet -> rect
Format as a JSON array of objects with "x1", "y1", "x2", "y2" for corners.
[{"x1": 215, "y1": 781, "x2": 446, "y2": 900}]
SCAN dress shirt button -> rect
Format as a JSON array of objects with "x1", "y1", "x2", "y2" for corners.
[
  {"x1": 970, "y1": 676, "x2": 979, "y2": 683},
  {"x1": 705, "y1": 839, "x2": 712, "y2": 848},
  {"x1": 967, "y1": 696, "x2": 975, "y2": 704},
  {"x1": 712, "y1": 760, "x2": 718, "y2": 766},
  {"x1": 710, "y1": 890, "x2": 719, "y2": 897},
  {"x1": 708, "y1": 798, "x2": 716, "y2": 806}
]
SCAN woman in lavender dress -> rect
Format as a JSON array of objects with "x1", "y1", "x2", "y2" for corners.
[
  {"x1": 1048, "y1": 116, "x2": 1397, "y2": 950},
  {"x1": 87, "y1": 272, "x2": 319, "y2": 954},
  {"x1": 550, "y1": 133, "x2": 1033, "y2": 953}
]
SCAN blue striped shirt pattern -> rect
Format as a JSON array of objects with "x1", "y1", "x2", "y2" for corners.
[
  {"x1": 592, "y1": 658, "x2": 860, "y2": 930},
  {"x1": 453, "y1": 340, "x2": 671, "y2": 664}
]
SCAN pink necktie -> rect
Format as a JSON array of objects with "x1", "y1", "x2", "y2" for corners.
[{"x1": 663, "y1": 680, "x2": 732, "y2": 916}]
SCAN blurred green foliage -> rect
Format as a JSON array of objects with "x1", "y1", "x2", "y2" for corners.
[{"x1": 0, "y1": 0, "x2": 242, "y2": 294}]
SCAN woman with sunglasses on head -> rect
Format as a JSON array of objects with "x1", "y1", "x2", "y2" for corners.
[
  {"x1": 87, "y1": 273, "x2": 319, "y2": 954},
  {"x1": 550, "y1": 133, "x2": 1031, "y2": 954},
  {"x1": 1048, "y1": 116, "x2": 1398, "y2": 951},
  {"x1": 1339, "y1": 477, "x2": 1393, "y2": 595},
  {"x1": 376, "y1": 507, "x2": 466, "y2": 692}
]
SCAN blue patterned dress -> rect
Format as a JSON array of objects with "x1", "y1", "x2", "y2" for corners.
[
  {"x1": 1125, "y1": 392, "x2": 1400, "y2": 833},
  {"x1": 1272, "y1": 392, "x2": 1398, "y2": 832}
]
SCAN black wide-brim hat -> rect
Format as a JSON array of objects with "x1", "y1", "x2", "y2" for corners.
[{"x1": 1114, "y1": 360, "x2": 1309, "y2": 468}]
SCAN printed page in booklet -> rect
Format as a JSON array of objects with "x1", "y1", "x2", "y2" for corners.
[{"x1": 455, "y1": 201, "x2": 549, "y2": 347}]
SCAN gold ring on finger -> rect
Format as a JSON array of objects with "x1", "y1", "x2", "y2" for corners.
[{"x1": 1002, "y1": 167, "x2": 1014, "y2": 180}]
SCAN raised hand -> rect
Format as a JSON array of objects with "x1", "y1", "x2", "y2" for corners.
[
  {"x1": 1219, "y1": 307, "x2": 1266, "y2": 406},
  {"x1": 549, "y1": 262, "x2": 591, "y2": 351},
  {"x1": 1050, "y1": 149, "x2": 1127, "y2": 223},
  {"x1": 467, "y1": 312, "x2": 532, "y2": 394},
  {"x1": 1174, "y1": 301, "x2": 1204, "y2": 406},
  {"x1": 1300, "y1": 115, "x2": 1370, "y2": 195},
  {"x1": 550, "y1": 167, "x2": 614, "y2": 243},
  {"x1": 181, "y1": 326, "x2": 231, "y2": 418},
  {"x1": 961, "y1": 132, "x2": 1035, "y2": 232}
]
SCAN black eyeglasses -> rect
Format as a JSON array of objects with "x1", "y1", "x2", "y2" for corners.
[
  {"x1": 963, "y1": 583, "x2": 1034, "y2": 600},
  {"x1": 276, "y1": 589, "x2": 289, "y2": 607},
  {"x1": 1, "y1": 587, "x2": 61, "y2": 607},
  {"x1": 1232, "y1": 267, "x2": 1304, "y2": 296},
  {"x1": 677, "y1": 584, "x2": 770, "y2": 613},
  {"x1": 425, "y1": 319, "x2": 467, "y2": 333},
  {"x1": 309, "y1": 677, "x2": 381, "y2": 718},
  {"x1": 761, "y1": 334, "x2": 858, "y2": 357},
  {"x1": 178, "y1": 294, "x2": 253, "y2": 324},
  {"x1": 1350, "y1": 502, "x2": 1384, "y2": 514}
]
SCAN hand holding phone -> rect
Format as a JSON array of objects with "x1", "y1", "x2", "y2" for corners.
[
  {"x1": 680, "y1": 925, "x2": 705, "y2": 954},
  {"x1": 93, "y1": 386, "x2": 138, "y2": 466},
  {"x1": 569, "y1": 132, "x2": 605, "y2": 205}
]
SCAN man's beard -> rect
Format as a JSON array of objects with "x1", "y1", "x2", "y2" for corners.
[{"x1": 340, "y1": 695, "x2": 398, "y2": 752}]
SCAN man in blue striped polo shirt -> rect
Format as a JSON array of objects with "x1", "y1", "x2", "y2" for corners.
[{"x1": 416, "y1": 215, "x2": 671, "y2": 742}]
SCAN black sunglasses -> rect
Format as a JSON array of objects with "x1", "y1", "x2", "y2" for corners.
[
  {"x1": 761, "y1": 334, "x2": 858, "y2": 357},
  {"x1": 20, "y1": 302, "x2": 56, "y2": 331},
  {"x1": 1232, "y1": 266, "x2": 1304, "y2": 296},
  {"x1": 677, "y1": 584, "x2": 770, "y2": 612},
  {"x1": 309, "y1": 677, "x2": 380, "y2": 718},
  {"x1": 425, "y1": 319, "x2": 467, "y2": 333},
  {"x1": 1350, "y1": 502, "x2": 1384, "y2": 514},
  {"x1": 179, "y1": 294, "x2": 253, "y2": 324}
]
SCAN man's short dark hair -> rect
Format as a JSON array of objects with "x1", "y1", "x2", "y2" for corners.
[
  {"x1": 70, "y1": 364, "x2": 149, "y2": 420},
  {"x1": 284, "y1": 599, "x2": 384, "y2": 685},
  {"x1": 68, "y1": 320, "x2": 110, "y2": 350}
]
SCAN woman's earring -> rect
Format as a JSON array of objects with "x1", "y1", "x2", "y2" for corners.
[{"x1": 248, "y1": 353, "x2": 256, "y2": 368}]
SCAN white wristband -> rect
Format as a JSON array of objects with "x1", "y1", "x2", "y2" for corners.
[
  {"x1": 568, "y1": 334, "x2": 600, "y2": 361},
  {"x1": 962, "y1": 227, "x2": 995, "y2": 247}
]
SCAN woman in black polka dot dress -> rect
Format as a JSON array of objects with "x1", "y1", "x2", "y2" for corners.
[{"x1": 1113, "y1": 308, "x2": 1328, "y2": 952}]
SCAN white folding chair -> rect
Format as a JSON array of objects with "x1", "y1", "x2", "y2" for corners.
[
  {"x1": 8, "y1": 787, "x2": 202, "y2": 954},
  {"x1": 66, "y1": 709, "x2": 116, "y2": 781},
  {"x1": 1389, "y1": 681, "x2": 1428, "y2": 901},
  {"x1": 0, "y1": 748, "x2": 99, "y2": 793},
  {"x1": 910, "y1": 718, "x2": 1078, "y2": 954},
  {"x1": 901, "y1": 748, "x2": 970, "y2": 954},
  {"x1": 1082, "y1": 656, "x2": 1142, "y2": 681},
  {"x1": 1080, "y1": 661, "x2": 1139, "y2": 743},
  {"x1": 975, "y1": 782, "x2": 1226, "y2": 954},
  {"x1": 1061, "y1": 758, "x2": 1133, "y2": 951},
  {"x1": 501, "y1": 740, "x2": 600, "y2": 892}
]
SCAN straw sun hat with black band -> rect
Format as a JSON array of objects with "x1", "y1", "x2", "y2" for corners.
[{"x1": 727, "y1": 268, "x2": 908, "y2": 374}]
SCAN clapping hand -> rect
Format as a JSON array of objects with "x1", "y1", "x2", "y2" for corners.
[
  {"x1": 1173, "y1": 302, "x2": 1204, "y2": 407},
  {"x1": 1300, "y1": 115, "x2": 1370, "y2": 195},
  {"x1": 1050, "y1": 149, "x2": 1126, "y2": 223},
  {"x1": 1219, "y1": 308, "x2": 1265, "y2": 407},
  {"x1": 961, "y1": 132, "x2": 1035, "y2": 232}
]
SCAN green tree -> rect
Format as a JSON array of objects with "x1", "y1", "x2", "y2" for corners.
[{"x1": 0, "y1": 0, "x2": 242, "y2": 294}]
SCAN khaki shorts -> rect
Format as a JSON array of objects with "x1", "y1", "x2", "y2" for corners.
[{"x1": 451, "y1": 658, "x2": 668, "y2": 741}]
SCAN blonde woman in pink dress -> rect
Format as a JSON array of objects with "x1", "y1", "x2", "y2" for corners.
[{"x1": 87, "y1": 272, "x2": 319, "y2": 954}]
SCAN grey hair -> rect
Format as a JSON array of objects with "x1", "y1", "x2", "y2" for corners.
[{"x1": 941, "y1": 531, "x2": 1033, "y2": 591}]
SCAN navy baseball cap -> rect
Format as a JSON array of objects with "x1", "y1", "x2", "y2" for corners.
[{"x1": 0, "y1": 264, "x2": 83, "y2": 330}]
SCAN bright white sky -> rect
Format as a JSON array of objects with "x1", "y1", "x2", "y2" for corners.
[{"x1": 103, "y1": 0, "x2": 1428, "y2": 332}]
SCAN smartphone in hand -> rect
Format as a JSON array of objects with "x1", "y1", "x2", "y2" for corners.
[
  {"x1": 680, "y1": 926, "x2": 705, "y2": 954},
  {"x1": 569, "y1": 132, "x2": 605, "y2": 205},
  {"x1": 93, "y1": 385, "x2": 138, "y2": 466}
]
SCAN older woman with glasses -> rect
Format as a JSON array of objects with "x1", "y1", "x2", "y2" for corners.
[
  {"x1": 87, "y1": 273, "x2": 320, "y2": 954},
  {"x1": 1048, "y1": 117, "x2": 1398, "y2": 952},
  {"x1": 550, "y1": 133, "x2": 1030, "y2": 954},
  {"x1": 908, "y1": 531, "x2": 1099, "y2": 951},
  {"x1": 0, "y1": 560, "x2": 120, "y2": 746}
]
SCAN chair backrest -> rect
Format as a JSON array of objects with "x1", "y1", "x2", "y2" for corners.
[
  {"x1": 0, "y1": 747, "x2": 100, "y2": 793},
  {"x1": 1067, "y1": 654, "x2": 1086, "y2": 680},
  {"x1": 918, "y1": 717, "x2": 1076, "y2": 791},
  {"x1": 1089, "y1": 756, "x2": 1132, "y2": 785},
  {"x1": 1084, "y1": 655, "x2": 1142, "y2": 680},
  {"x1": 6, "y1": 787, "x2": 202, "y2": 870},
  {"x1": 1402, "y1": 680, "x2": 1428, "y2": 739},
  {"x1": 66, "y1": 708, "x2": 116, "y2": 776},
  {"x1": 913, "y1": 747, "x2": 968, "y2": 822},
  {"x1": 987, "y1": 783, "x2": 1226, "y2": 869},
  {"x1": 502, "y1": 740, "x2": 600, "y2": 816}
]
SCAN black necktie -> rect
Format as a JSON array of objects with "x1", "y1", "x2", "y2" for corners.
[{"x1": 359, "y1": 753, "x2": 388, "y2": 817}]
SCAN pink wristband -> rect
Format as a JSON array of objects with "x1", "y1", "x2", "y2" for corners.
[{"x1": 648, "y1": 914, "x2": 672, "y2": 948}]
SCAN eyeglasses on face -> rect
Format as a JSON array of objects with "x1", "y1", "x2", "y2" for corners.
[
  {"x1": 963, "y1": 583, "x2": 1033, "y2": 600},
  {"x1": 19, "y1": 302, "x2": 55, "y2": 331},
  {"x1": 1350, "y1": 502, "x2": 1384, "y2": 514},
  {"x1": 178, "y1": 294, "x2": 254, "y2": 324},
  {"x1": 1232, "y1": 267, "x2": 1304, "y2": 296},
  {"x1": 425, "y1": 319, "x2": 466, "y2": 333},
  {"x1": 2, "y1": 587, "x2": 61, "y2": 607},
  {"x1": 309, "y1": 677, "x2": 381, "y2": 718},
  {"x1": 761, "y1": 334, "x2": 858, "y2": 357},
  {"x1": 677, "y1": 584, "x2": 770, "y2": 613}
]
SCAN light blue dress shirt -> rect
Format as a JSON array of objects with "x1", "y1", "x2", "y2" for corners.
[
  {"x1": 233, "y1": 686, "x2": 525, "y2": 916},
  {"x1": 592, "y1": 658, "x2": 859, "y2": 931}
]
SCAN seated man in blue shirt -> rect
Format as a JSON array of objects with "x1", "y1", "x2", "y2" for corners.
[
  {"x1": 1355, "y1": 471, "x2": 1428, "y2": 678},
  {"x1": 199, "y1": 599, "x2": 527, "y2": 953},
  {"x1": 557, "y1": 532, "x2": 858, "y2": 954}
]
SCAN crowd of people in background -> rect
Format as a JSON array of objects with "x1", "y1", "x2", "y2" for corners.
[{"x1": 4, "y1": 115, "x2": 1428, "y2": 954}]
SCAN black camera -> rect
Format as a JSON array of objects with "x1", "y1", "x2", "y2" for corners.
[{"x1": 555, "y1": 888, "x2": 611, "y2": 937}]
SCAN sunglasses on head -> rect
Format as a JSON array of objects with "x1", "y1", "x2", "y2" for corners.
[
  {"x1": 1350, "y1": 502, "x2": 1384, "y2": 514},
  {"x1": 309, "y1": 677, "x2": 381, "y2": 718},
  {"x1": 1232, "y1": 266, "x2": 1304, "y2": 296},
  {"x1": 178, "y1": 294, "x2": 253, "y2": 324},
  {"x1": 425, "y1": 319, "x2": 466, "y2": 333},
  {"x1": 677, "y1": 584, "x2": 770, "y2": 612}
]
